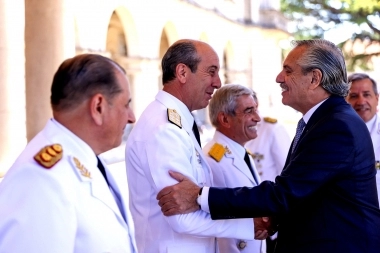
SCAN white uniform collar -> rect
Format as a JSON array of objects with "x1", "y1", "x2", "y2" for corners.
[
  {"x1": 366, "y1": 114, "x2": 377, "y2": 134},
  {"x1": 156, "y1": 90, "x2": 194, "y2": 130},
  {"x1": 214, "y1": 130, "x2": 246, "y2": 159},
  {"x1": 50, "y1": 118, "x2": 97, "y2": 166}
]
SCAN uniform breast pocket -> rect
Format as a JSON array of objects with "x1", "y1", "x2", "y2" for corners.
[{"x1": 191, "y1": 149, "x2": 207, "y2": 186}]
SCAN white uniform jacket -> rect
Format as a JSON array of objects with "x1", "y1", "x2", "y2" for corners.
[
  {"x1": 245, "y1": 117, "x2": 291, "y2": 182},
  {"x1": 366, "y1": 114, "x2": 380, "y2": 204},
  {"x1": 204, "y1": 131, "x2": 265, "y2": 253},
  {"x1": 126, "y1": 91, "x2": 254, "y2": 253},
  {"x1": 0, "y1": 119, "x2": 137, "y2": 253}
]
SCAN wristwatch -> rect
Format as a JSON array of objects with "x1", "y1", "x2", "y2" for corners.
[{"x1": 197, "y1": 187, "x2": 203, "y2": 207}]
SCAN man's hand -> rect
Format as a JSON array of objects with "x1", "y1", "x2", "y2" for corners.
[
  {"x1": 254, "y1": 217, "x2": 276, "y2": 240},
  {"x1": 157, "y1": 171, "x2": 200, "y2": 216}
]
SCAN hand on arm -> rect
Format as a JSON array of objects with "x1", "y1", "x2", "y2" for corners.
[
  {"x1": 157, "y1": 171, "x2": 200, "y2": 216},
  {"x1": 254, "y1": 217, "x2": 277, "y2": 240}
]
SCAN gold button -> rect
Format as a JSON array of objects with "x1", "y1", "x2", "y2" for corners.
[
  {"x1": 40, "y1": 152, "x2": 52, "y2": 162},
  {"x1": 237, "y1": 240, "x2": 247, "y2": 249}
]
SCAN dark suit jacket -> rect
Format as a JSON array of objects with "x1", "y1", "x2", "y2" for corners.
[{"x1": 209, "y1": 95, "x2": 380, "y2": 253}]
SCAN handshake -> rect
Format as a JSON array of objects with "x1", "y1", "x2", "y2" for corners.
[{"x1": 254, "y1": 217, "x2": 277, "y2": 240}]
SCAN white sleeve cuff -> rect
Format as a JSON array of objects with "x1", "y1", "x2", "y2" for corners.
[{"x1": 200, "y1": 186, "x2": 210, "y2": 213}]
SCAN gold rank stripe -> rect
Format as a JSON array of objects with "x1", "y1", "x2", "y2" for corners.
[{"x1": 34, "y1": 144, "x2": 63, "y2": 169}]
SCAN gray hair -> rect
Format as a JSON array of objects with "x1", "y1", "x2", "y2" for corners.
[
  {"x1": 292, "y1": 39, "x2": 349, "y2": 97},
  {"x1": 348, "y1": 73, "x2": 378, "y2": 95},
  {"x1": 209, "y1": 84, "x2": 254, "y2": 127}
]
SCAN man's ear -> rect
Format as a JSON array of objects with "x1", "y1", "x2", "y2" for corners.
[
  {"x1": 90, "y1": 94, "x2": 105, "y2": 126},
  {"x1": 176, "y1": 63, "x2": 188, "y2": 84},
  {"x1": 217, "y1": 112, "x2": 231, "y2": 128},
  {"x1": 310, "y1": 68, "x2": 322, "y2": 90}
]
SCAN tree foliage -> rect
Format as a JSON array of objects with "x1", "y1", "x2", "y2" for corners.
[{"x1": 281, "y1": 0, "x2": 380, "y2": 70}]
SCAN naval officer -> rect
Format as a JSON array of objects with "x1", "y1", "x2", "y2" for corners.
[
  {"x1": 126, "y1": 39, "x2": 255, "y2": 253},
  {"x1": 0, "y1": 54, "x2": 138, "y2": 253},
  {"x1": 204, "y1": 84, "x2": 267, "y2": 253}
]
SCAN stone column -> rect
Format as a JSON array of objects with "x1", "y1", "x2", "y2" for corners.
[
  {"x1": 0, "y1": 0, "x2": 26, "y2": 175},
  {"x1": 25, "y1": 0, "x2": 74, "y2": 141}
]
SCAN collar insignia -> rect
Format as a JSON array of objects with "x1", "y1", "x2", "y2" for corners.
[
  {"x1": 225, "y1": 145, "x2": 232, "y2": 154},
  {"x1": 34, "y1": 144, "x2": 63, "y2": 169},
  {"x1": 73, "y1": 157, "x2": 92, "y2": 178}
]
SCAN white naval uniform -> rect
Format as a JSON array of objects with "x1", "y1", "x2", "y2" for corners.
[
  {"x1": 244, "y1": 117, "x2": 291, "y2": 182},
  {"x1": 0, "y1": 119, "x2": 137, "y2": 253},
  {"x1": 126, "y1": 90, "x2": 254, "y2": 253},
  {"x1": 365, "y1": 114, "x2": 380, "y2": 204},
  {"x1": 204, "y1": 131, "x2": 266, "y2": 253}
]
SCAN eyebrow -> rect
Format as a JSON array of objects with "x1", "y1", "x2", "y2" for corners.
[
  {"x1": 244, "y1": 106, "x2": 254, "y2": 111},
  {"x1": 208, "y1": 65, "x2": 219, "y2": 70}
]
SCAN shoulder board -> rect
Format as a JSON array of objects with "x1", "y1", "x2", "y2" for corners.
[
  {"x1": 208, "y1": 143, "x2": 226, "y2": 162},
  {"x1": 264, "y1": 117, "x2": 277, "y2": 124},
  {"x1": 34, "y1": 144, "x2": 63, "y2": 169},
  {"x1": 167, "y1": 108, "x2": 182, "y2": 128}
]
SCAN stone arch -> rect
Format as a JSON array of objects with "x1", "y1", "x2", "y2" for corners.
[
  {"x1": 157, "y1": 22, "x2": 179, "y2": 89},
  {"x1": 106, "y1": 11, "x2": 127, "y2": 57},
  {"x1": 105, "y1": 6, "x2": 140, "y2": 124},
  {"x1": 109, "y1": 6, "x2": 139, "y2": 57}
]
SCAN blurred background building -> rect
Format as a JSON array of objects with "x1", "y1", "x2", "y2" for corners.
[{"x1": 0, "y1": 0, "x2": 297, "y2": 175}]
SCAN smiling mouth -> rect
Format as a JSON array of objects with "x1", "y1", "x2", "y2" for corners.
[
  {"x1": 355, "y1": 107, "x2": 369, "y2": 112},
  {"x1": 280, "y1": 83, "x2": 288, "y2": 92}
]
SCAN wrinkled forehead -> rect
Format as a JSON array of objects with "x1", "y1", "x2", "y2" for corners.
[{"x1": 284, "y1": 46, "x2": 305, "y2": 65}]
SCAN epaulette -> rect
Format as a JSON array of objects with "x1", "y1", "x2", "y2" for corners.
[
  {"x1": 34, "y1": 144, "x2": 63, "y2": 169},
  {"x1": 264, "y1": 117, "x2": 277, "y2": 124},
  {"x1": 167, "y1": 108, "x2": 182, "y2": 128},
  {"x1": 208, "y1": 143, "x2": 226, "y2": 162}
]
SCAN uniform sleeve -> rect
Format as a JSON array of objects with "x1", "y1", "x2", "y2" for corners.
[
  {"x1": 0, "y1": 165, "x2": 76, "y2": 253},
  {"x1": 136, "y1": 124, "x2": 254, "y2": 240}
]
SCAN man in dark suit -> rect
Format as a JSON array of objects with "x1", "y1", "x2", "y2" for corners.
[{"x1": 157, "y1": 39, "x2": 380, "y2": 253}]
